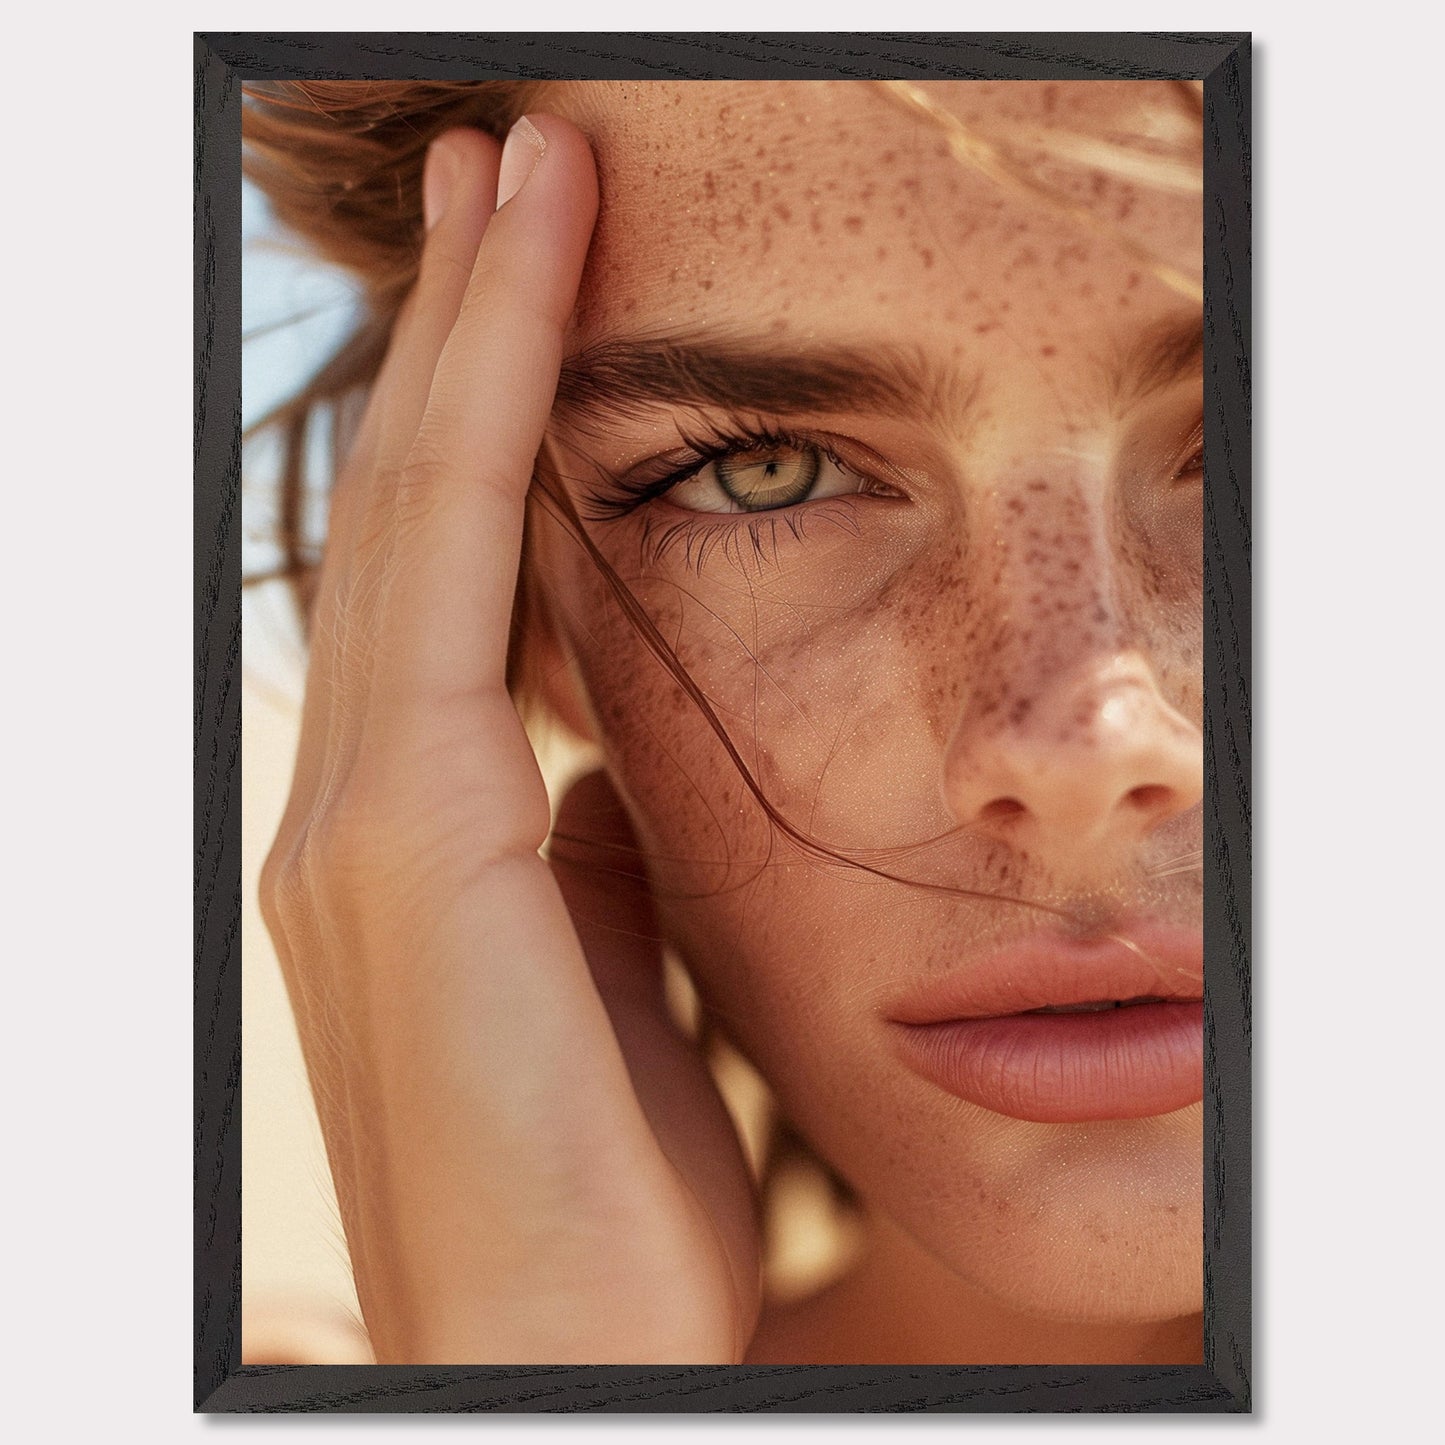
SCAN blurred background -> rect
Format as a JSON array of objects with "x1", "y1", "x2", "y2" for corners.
[{"x1": 242, "y1": 177, "x2": 373, "y2": 1363}]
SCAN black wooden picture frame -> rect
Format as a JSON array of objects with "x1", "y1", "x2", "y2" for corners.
[{"x1": 195, "y1": 30, "x2": 1251, "y2": 1413}]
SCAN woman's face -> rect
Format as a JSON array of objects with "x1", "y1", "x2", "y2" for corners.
[{"x1": 536, "y1": 80, "x2": 1205, "y2": 1323}]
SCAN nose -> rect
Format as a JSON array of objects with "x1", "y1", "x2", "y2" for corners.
[{"x1": 942, "y1": 649, "x2": 1203, "y2": 854}]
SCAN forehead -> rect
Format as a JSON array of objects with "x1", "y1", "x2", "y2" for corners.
[{"x1": 548, "y1": 80, "x2": 1202, "y2": 361}]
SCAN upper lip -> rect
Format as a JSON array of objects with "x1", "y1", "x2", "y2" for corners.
[{"x1": 885, "y1": 921, "x2": 1204, "y2": 1024}]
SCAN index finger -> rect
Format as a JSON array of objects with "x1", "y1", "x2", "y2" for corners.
[{"x1": 369, "y1": 113, "x2": 599, "y2": 712}]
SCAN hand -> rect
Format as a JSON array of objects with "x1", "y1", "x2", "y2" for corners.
[{"x1": 258, "y1": 117, "x2": 761, "y2": 1365}]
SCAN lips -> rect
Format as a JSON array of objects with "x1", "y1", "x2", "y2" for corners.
[{"x1": 886, "y1": 924, "x2": 1203, "y2": 1122}]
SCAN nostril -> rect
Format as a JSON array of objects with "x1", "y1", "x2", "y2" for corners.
[
  {"x1": 1124, "y1": 784, "x2": 1174, "y2": 816},
  {"x1": 979, "y1": 797, "x2": 1026, "y2": 823}
]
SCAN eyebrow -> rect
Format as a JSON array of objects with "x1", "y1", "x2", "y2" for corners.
[
  {"x1": 552, "y1": 317, "x2": 1204, "y2": 436},
  {"x1": 1111, "y1": 316, "x2": 1205, "y2": 407},
  {"x1": 554, "y1": 334, "x2": 979, "y2": 435}
]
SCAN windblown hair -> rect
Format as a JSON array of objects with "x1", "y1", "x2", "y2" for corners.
[{"x1": 245, "y1": 82, "x2": 546, "y2": 618}]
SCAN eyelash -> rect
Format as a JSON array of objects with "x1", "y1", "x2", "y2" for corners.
[
  {"x1": 583, "y1": 417, "x2": 865, "y2": 516},
  {"x1": 1172, "y1": 421, "x2": 1205, "y2": 481},
  {"x1": 574, "y1": 414, "x2": 1204, "y2": 573},
  {"x1": 580, "y1": 416, "x2": 885, "y2": 571}
]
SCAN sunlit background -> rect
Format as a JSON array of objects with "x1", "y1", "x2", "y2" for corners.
[{"x1": 242, "y1": 177, "x2": 375, "y2": 1362}]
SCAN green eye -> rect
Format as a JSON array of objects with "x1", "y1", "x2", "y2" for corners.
[
  {"x1": 714, "y1": 446, "x2": 822, "y2": 511},
  {"x1": 665, "y1": 440, "x2": 867, "y2": 515}
]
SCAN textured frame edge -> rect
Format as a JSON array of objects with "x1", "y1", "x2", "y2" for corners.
[{"x1": 195, "y1": 30, "x2": 1251, "y2": 1414}]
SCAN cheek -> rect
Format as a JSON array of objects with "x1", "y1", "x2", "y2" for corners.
[
  {"x1": 1113, "y1": 487, "x2": 1204, "y2": 725},
  {"x1": 553, "y1": 516, "x2": 982, "y2": 865},
  {"x1": 545, "y1": 535, "x2": 776, "y2": 896},
  {"x1": 540, "y1": 469, "x2": 1203, "y2": 930}
]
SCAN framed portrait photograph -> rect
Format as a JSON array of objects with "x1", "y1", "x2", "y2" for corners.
[{"x1": 196, "y1": 30, "x2": 1251, "y2": 1413}]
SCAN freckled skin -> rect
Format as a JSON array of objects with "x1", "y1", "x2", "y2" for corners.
[{"x1": 534, "y1": 81, "x2": 1204, "y2": 1334}]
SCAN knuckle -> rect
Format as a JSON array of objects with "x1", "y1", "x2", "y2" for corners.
[
  {"x1": 396, "y1": 431, "x2": 521, "y2": 526},
  {"x1": 458, "y1": 282, "x2": 557, "y2": 354},
  {"x1": 456, "y1": 241, "x2": 563, "y2": 338},
  {"x1": 397, "y1": 444, "x2": 447, "y2": 508},
  {"x1": 457, "y1": 241, "x2": 510, "y2": 308},
  {"x1": 409, "y1": 419, "x2": 521, "y2": 510},
  {"x1": 396, "y1": 431, "x2": 467, "y2": 531},
  {"x1": 420, "y1": 243, "x2": 476, "y2": 296}
]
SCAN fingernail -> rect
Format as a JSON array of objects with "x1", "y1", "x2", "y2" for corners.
[
  {"x1": 423, "y1": 138, "x2": 462, "y2": 232},
  {"x1": 496, "y1": 116, "x2": 547, "y2": 209}
]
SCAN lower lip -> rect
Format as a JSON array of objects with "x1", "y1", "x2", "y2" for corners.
[{"x1": 891, "y1": 1000, "x2": 1203, "y2": 1122}]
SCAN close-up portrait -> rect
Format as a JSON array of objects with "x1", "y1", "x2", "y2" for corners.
[{"x1": 237, "y1": 69, "x2": 1218, "y2": 1373}]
